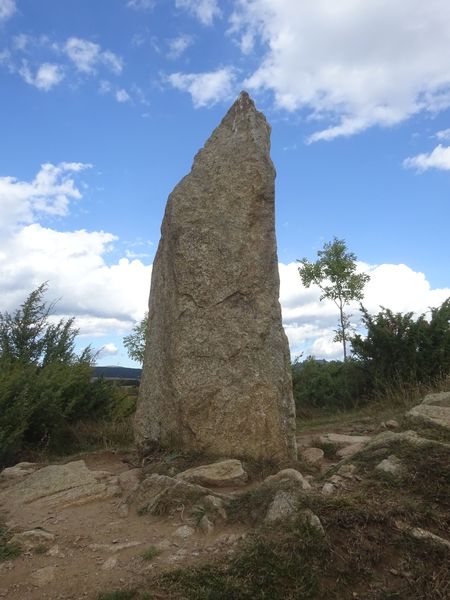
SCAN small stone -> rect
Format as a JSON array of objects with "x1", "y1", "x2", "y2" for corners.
[
  {"x1": 31, "y1": 566, "x2": 56, "y2": 586},
  {"x1": 265, "y1": 490, "x2": 299, "y2": 523},
  {"x1": 264, "y1": 469, "x2": 311, "y2": 491},
  {"x1": 118, "y1": 469, "x2": 141, "y2": 493},
  {"x1": 337, "y1": 464, "x2": 357, "y2": 479},
  {"x1": 322, "y1": 483, "x2": 335, "y2": 495},
  {"x1": 301, "y1": 447, "x2": 324, "y2": 465},
  {"x1": 375, "y1": 455, "x2": 404, "y2": 478},
  {"x1": 101, "y1": 557, "x2": 118, "y2": 570},
  {"x1": 173, "y1": 525, "x2": 195, "y2": 539},
  {"x1": 156, "y1": 539, "x2": 173, "y2": 551},
  {"x1": 201, "y1": 495, "x2": 227, "y2": 520},
  {"x1": 385, "y1": 419, "x2": 400, "y2": 429},
  {"x1": 46, "y1": 545, "x2": 60, "y2": 557},
  {"x1": 88, "y1": 541, "x2": 142, "y2": 553},
  {"x1": 117, "y1": 503, "x2": 129, "y2": 518},
  {"x1": 176, "y1": 460, "x2": 248, "y2": 487}
]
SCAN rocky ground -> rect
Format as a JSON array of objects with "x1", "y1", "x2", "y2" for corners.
[{"x1": 0, "y1": 391, "x2": 449, "y2": 600}]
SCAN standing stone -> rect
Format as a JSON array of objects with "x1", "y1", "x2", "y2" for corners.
[{"x1": 135, "y1": 91, "x2": 297, "y2": 461}]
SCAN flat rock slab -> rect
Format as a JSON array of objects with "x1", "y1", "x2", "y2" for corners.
[
  {"x1": 421, "y1": 391, "x2": 450, "y2": 407},
  {"x1": 336, "y1": 443, "x2": 365, "y2": 459},
  {"x1": 319, "y1": 433, "x2": 372, "y2": 447},
  {"x1": 176, "y1": 459, "x2": 248, "y2": 487},
  {"x1": 0, "y1": 460, "x2": 111, "y2": 507},
  {"x1": 406, "y1": 404, "x2": 450, "y2": 432}
]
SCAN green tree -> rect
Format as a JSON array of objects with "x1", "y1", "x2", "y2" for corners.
[
  {"x1": 298, "y1": 238, "x2": 370, "y2": 360},
  {"x1": 123, "y1": 312, "x2": 148, "y2": 364}
]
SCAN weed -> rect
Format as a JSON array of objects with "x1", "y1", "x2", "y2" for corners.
[{"x1": 141, "y1": 546, "x2": 161, "y2": 561}]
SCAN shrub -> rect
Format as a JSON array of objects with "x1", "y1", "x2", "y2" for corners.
[
  {"x1": 0, "y1": 284, "x2": 129, "y2": 466},
  {"x1": 292, "y1": 356, "x2": 368, "y2": 412}
]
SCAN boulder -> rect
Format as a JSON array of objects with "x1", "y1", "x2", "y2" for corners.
[
  {"x1": 135, "y1": 91, "x2": 297, "y2": 462},
  {"x1": 301, "y1": 447, "x2": 324, "y2": 465},
  {"x1": 128, "y1": 474, "x2": 221, "y2": 516},
  {"x1": 263, "y1": 468, "x2": 311, "y2": 491},
  {"x1": 265, "y1": 490, "x2": 299, "y2": 523},
  {"x1": 405, "y1": 404, "x2": 450, "y2": 432},
  {"x1": 176, "y1": 459, "x2": 247, "y2": 487}
]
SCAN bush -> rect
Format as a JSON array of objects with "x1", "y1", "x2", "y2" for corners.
[
  {"x1": 351, "y1": 300, "x2": 450, "y2": 391},
  {"x1": 0, "y1": 284, "x2": 129, "y2": 466},
  {"x1": 292, "y1": 357, "x2": 368, "y2": 412}
]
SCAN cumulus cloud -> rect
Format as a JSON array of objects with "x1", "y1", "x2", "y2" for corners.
[
  {"x1": 230, "y1": 0, "x2": 450, "y2": 141},
  {"x1": 436, "y1": 128, "x2": 450, "y2": 141},
  {"x1": 64, "y1": 37, "x2": 123, "y2": 75},
  {"x1": 0, "y1": 162, "x2": 92, "y2": 236},
  {"x1": 0, "y1": 163, "x2": 151, "y2": 339},
  {"x1": 167, "y1": 34, "x2": 194, "y2": 60},
  {"x1": 0, "y1": 0, "x2": 15, "y2": 22},
  {"x1": 98, "y1": 343, "x2": 119, "y2": 358},
  {"x1": 403, "y1": 144, "x2": 450, "y2": 172},
  {"x1": 279, "y1": 261, "x2": 450, "y2": 359},
  {"x1": 175, "y1": 0, "x2": 221, "y2": 26},
  {"x1": 167, "y1": 67, "x2": 236, "y2": 107},
  {"x1": 19, "y1": 61, "x2": 64, "y2": 91}
]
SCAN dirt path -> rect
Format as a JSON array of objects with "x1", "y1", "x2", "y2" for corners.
[{"x1": 0, "y1": 451, "x2": 246, "y2": 600}]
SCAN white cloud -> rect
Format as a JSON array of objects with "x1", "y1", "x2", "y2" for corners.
[
  {"x1": 167, "y1": 34, "x2": 194, "y2": 60},
  {"x1": 168, "y1": 67, "x2": 235, "y2": 107},
  {"x1": 279, "y1": 261, "x2": 450, "y2": 360},
  {"x1": 175, "y1": 0, "x2": 221, "y2": 26},
  {"x1": 403, "y1": 144, "x2": 450, "y2": 172},
  {"x1": 98, "y1": 342, "x2": 119, "y2": 357},
  {"x1": 19, "y1": 61, "x2": 65, "y2": 91},
  {"x1": 126, "y1": 0, "x2": 155, "y2": 9},
  {"x1": 116, "y1": 88, "x2": 131, "y2": 103},
  {"x1": 0, "y1": 0, "x2": 15, "y2": 22},
  {"x1": 231, "y1": 0, "x2": 450, "y2": 141},
  {"x1": 0, "y1": 162, "x2": 92, "y2": 235},
  {"x1": 65, "y1": 37, "x2": 123, "y2": 75},
  {"x1": 436, "y1": 128, "x2": 450, "y2": 141},
  {"x1": 0, "y1": 163, "x2": 151, "y2": 338}
]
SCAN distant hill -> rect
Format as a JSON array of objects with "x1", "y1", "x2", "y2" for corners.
[{"x1": 92, "y1": 366, "x2": 142, "y2": 382}]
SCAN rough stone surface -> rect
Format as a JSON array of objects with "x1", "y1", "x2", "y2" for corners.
[
  {"x1": 31, "y1": 566, "x2": 57, "y2": 586},
  {"x1": 0, "y1": 460, "x2": 110, "y2": 507},
  {"x1": 0, "y1": 462, "x2": 39, "y2": 482},
  {"x1": 127, "y1": 474, "x2": 218, "y2": 516},
  {"x1": 135, "y1": 91, "x2": 296, "y2": 461},
  {"x1": 375, "y1": 455, "x2": 404, "y2": 478},
  {"x1": 405, "y1": 404, "x2": 450, "y2": 432},
  {"x1": 118, "y1": 469, "x2": 141, "y2": 494},
  {"x1": 265, "y1": 490, "x2": 299, "y2": 523},
  {"x1": 336, "y1": 443, "x2": 365, "y2": 459},
  {"x1": 301, "y1": 447, "x2": 324, "y2": 465},
  {"x1": 176, "y1": 459, "x2": 247, "y2": 487},
  {"x1": 263, "y1": 469, "x2": 311, "y2": 491},
  {"x1": 421, "y1": 391, "x2": 450, "y2": 407}
]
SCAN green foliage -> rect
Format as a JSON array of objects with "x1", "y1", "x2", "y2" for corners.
[
  {"x1": 351, "y1": 299, "x2": 450, "y2": 389},
  {"x1": 0, "y1": 523, "x2": 22, "y2": 561},
  {"x1": 0, "y1": 284, "x2": 125, "y2": 466},
  {"x1": 141, "y1": 546, "x2": 161, "y2": 561},
  {"x1": 298, "y1": 238, "x2": 369, "y2": 359},
  {"x1": 292, "y1": 356, "x2": 368, "y2": 411},
  {"x1": 123, "y1": 312, "x2": 148, "y2": 364}
]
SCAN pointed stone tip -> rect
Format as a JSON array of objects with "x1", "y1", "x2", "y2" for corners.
[{"x1": 234, "y1": 90, "x2": 256, "y2": 111}]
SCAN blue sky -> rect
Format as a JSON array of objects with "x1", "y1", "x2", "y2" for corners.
[{"x1": 1, "y1": 0, "x2": 449, "y2": 366}]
